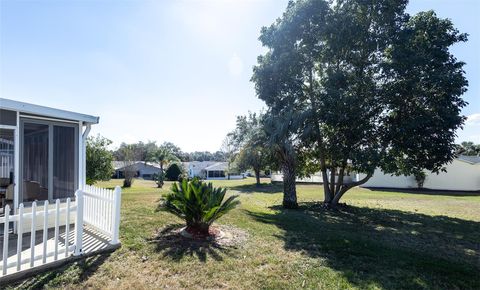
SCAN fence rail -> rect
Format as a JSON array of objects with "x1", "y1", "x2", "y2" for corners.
[
  {"x1": 1, "y1": 199, "x2": 76, "y2": 275},
  {"x1": 0, "y1": 185, "x2": 121, "y2": 278},
  {"x1": 82, "y1": 185, "x2": 121, "y2": 244}
]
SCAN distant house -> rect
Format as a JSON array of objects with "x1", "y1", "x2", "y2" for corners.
[
  {"x1": 112, "y1": 161, "x2": 161, "y2": 180},
  {"x1": 185, "y1": 161, "x2": 245, "y2": 180},
  {"x1": 270, "y1": 155, "x2": 480, "y2": 191},
  {"x1": 184, "y1": 161, "x2": 217, "y2": 179},
  {"x1": 359, "y1": 155, "x2": 480, "y2": 191},
  {"x1": 271, "y1": 171, "x2": 356, "y2": 184}
]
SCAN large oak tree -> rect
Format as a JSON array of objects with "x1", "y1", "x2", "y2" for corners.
[{"x1": 252, "y1": 0, "x2": 468, "y2": 207}]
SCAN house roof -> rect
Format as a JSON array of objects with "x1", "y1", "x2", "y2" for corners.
[
  {"x1": 457, "y1": 155, "x2": 480, "y2": 165},
  {"x1": 113, "y1": 161, "x2": 161, "y2": 170},
  {"x1": 204, "y1": 162, "x2": 228, "y2": 171},
  {"x1": 0, "y1": 98, "x2": 99, "y2": 124},
  {"x1": 187, "y1": 161, "x2": 218, "y2": 170}
]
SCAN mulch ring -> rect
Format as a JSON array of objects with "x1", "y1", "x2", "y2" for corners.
[{"x1": 149, "y1": 223, "x2": 248, "y2": 250}]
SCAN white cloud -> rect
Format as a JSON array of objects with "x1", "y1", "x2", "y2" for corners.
[
  {"x1": 228, "y1": 53, "x2": 244, "y2": 77},
  {"x1": 466, "y1": 113, "x2": 480, "y2": 125}
]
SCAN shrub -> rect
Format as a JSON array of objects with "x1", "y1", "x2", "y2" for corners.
[
  {"x1": 165, "y1": 163, "x2": 183, "y2": 181},
  {"x1": 86, "y1": 135, "x2": 114, "y2": 185},
  {"x1": 159, "y1": 179, "x2": 240, "y2": 236},
  {"x1": 414, "y1": 171, "x2": 427, "y2": 189}
]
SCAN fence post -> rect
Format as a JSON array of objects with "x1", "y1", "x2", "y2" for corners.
[
  {"x1": 110, "y1": 186, "x2": 122, "y2": 245},
  {"x1": 74, "y1": 189, "x2": 84, "y2": 256},
  {"x1": 2, "y1": 205, "x2": 10, "y2": 275}
]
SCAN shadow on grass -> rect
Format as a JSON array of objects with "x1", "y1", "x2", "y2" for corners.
[
  {"x1": 366, "y1": 187, "x2": 480, "y2": 197},
  {"x1": 8, "y1": 253, "x2": 111, "y2": 290},
  {"x1": 247, "y1": 203, "x2": 480, "y2": 289},
  {"x1": 147, "y1": 224, "x2": 233, "y2": 263},
  {"x1": 228, "y1": 182, "x2": 283, "y2": 194}
]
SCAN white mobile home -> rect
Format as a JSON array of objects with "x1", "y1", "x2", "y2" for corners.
[
  {"x1": 185, "y1": 161, "x2": 245, "y2": 180},
  {"x1": 360, "y1": 156, "x2": 480, "y2": 191}
]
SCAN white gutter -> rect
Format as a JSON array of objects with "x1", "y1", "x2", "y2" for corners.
[{"x1": 81, "y1": 124, "x2": 91, "y2": 189}]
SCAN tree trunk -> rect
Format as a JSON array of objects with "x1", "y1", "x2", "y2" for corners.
[
  {"x1": 254, "y1": 168, "x2": 261, "y2": 186},
  {"x1": 320, "y1": 155, "x2": 332, "y2": 203},
  {"x1": 186, "y1": 223, "x2": 210, "y2": 237},
  {"x1": 329, "y1": 166, "x2": 336, "y2": 197},
  {"x1": 330, "y1": 172, "x2": 374, "y2": 207},
  {"x1": 282, "y1": 161, "x2": 298, "y2": 209},
  {"x1": 157, "y1": 164, "x2": 164, "y2": 188}
]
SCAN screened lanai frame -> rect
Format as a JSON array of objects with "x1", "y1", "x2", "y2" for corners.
[
  {"x1": 0, "y1": 98, "x2": 99, "y2": 213},
  {"x1": 19, "y1": 117, "x2": 79, "y2": 204}
]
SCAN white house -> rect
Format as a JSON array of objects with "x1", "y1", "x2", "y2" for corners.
[
  {"x1": 185, "y1": 161, "x2": 245, "y2": 180},
  {"x1": 360, "y1": 155, "x2": 480, "y2": 191},
  {"x1": 112, "y1": 161, "x2": 161, "y2": 180},
  {"x1": 270, "y1": 156, "x2": 480, "y2": 192},
  {"x1": 271, "y1": 171, "x2": 356, "y2": 184},
  {"x1": 185, "y1": 161, "x2": 217, "y2": 179}
]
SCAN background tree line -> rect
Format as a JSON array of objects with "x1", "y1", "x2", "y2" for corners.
[{"x1": 112, "y1": 141, "x2": 228, "y2": 162}]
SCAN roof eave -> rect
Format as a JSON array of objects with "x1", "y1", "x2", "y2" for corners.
[{"x1": 0, "y1": 98, "x2": 99, "y2": 124}]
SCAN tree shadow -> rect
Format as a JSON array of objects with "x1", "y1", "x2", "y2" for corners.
[
  {"x1": 147, "y1": 224, "x2": 234, "y2": 263},
  {"x1": 8, "y1": 253, "x2": 112, "y2": 290},
  {"x1": 229, "y1": 182, "x2": 283, "y2": 194},
  {"x1": 366, "y1": 187, "x2": 480, "y2": 197},
  {"x1": 247, "y1": 203, "x2": 480, "y2": 289}
]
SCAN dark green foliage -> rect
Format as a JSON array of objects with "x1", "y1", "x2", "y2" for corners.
[
  {"x1": 159, "y1": 179, "x2": 240, "y2": 236},
  {"x1": 253, "y1": 0, "x2": 468, "y2": 206},
  {"x1": 86, "y1": 135, "x2": 114, "y2": 185},
  {"x1": 113, "y1": 141, "x2": 157, "y2": 162},
  {"x1": 165, "y1": 163, "x2": 184, "y2": 181}
]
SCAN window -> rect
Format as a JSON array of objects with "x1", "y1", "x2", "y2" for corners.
[
  {"x1": 0, "y1": 109, "x2": 17, "y2": 126},
  {"x1": 53, "y1": 125, "x2": 76, "y2": 199},
  {"x1": 21, "y1": 119, "x2": 78, "y2": 202}
]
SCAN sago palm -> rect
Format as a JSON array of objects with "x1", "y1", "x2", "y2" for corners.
[{"x1": 160, "y1": 179, "x2": 240, "y2": 236}]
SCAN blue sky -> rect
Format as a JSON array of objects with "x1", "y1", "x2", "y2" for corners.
[{"x1": 1, "y1": 0, "x2": 478, "y2": 152}]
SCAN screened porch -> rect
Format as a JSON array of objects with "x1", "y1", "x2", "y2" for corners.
[{"x1": 0, "y1": 98, "x2": 99, "y2": 216}]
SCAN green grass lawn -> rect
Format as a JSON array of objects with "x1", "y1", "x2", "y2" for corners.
[{"x1": 8, "y1": 178, "x2": 480, "y2": 289}]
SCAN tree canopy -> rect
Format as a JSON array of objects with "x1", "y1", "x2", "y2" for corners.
[
  {"x1": 456, "y1": 141, "x2": 480, "y2": 156},
  {"x1": 86, "y1": 135, "x2": 114, "y2": 185},
  {"x1": 229, "y1": 112, "x2": 274, "y2": 186},
  {"x1": 252, "y1": 0, "x2": 468, "y2": 207},
  {"x1": 113, "y1": 141, "x2": 227, "y2": 162}
]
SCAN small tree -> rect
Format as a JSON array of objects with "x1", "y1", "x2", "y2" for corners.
[
  {"x1": 165, "y1": 163, "x2": 184, "y2": 181},
  {"x1": 159, "y1": 179, "x2": 240, "y2": 237},
  {"x1": 221, "y1": 135, "x2": 237, "y2": 180},
  {"x1": 86, "y1": 135, "x2": 114, "y2": 185},
  {"x1": 120, "y1": 144, "x2": 138, "y2": 188},
  {"x1": 414, "y1": 171, "x2": 427, "y2": 189},
  {"x1": 149, "y1": 147, "x2": 179, "y2": 188},
  {"x1": 230, "y1": 112, "x2": 274, "y2": 186}
]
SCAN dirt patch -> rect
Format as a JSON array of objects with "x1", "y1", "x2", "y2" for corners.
[{"x1": 148, "y1": 224, "x2": 248, "y2": 262}]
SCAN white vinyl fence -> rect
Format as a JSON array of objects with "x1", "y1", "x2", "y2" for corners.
[
  {"x1": 83, "y1": 185, "x2": 121, "y2": 244},
  {"x1": 0, "y1": 185, "x2": 121, "y2": 278}
]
